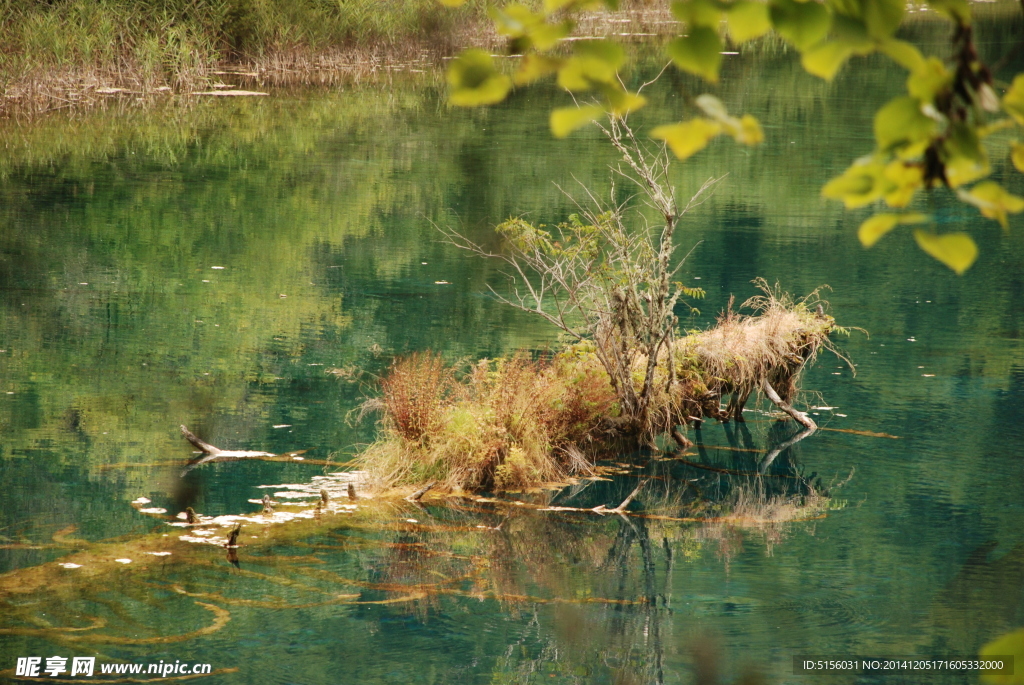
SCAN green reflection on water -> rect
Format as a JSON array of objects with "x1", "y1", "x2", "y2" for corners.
[{"x1": 2, "y1": 7, "x2": 1024, "y2": 682}]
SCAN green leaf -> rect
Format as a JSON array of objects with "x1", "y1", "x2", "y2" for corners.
[
  {"x1": 694, "y1": 95, "x2": 763, "y2": 144},
  {"x1": 671, "y1": 0, "x2": 723, "y2": 28},
  {"x1": 651, "y1": 119, "x2": 723, "y2": 159},
  {"x1": 514, "y1": 54, "x2": 564, "y2": 85},
  {"x1": 858, "y1": 212, "x2": 928, "y2": 247},
  {"x1": 925, "y1": 0, "x2": 971, "y2": 24},
  {"x1": 531, "y1": 21, "x2": 574, "y2": 50},
  {"x1": 1004, "y1": 74, "x2": 1024, "y2": 126},
  {"x1": 878, "y1": 38, "x2": 925, "y2": 71},
  {"x1": 862, "y1": 0, "x2": 904, "y2": 38},
  {"x1": 489, "y1": 4, "x2": 538, "y2": 37},
  {"x1": 802, "y1": 40, "x2": 856, "y2": 80},
  {"x1": 980, "y1": 628, "x2": 1024, "y2": 685},
  {"x1": 906, "y1": 57, "x2": 952, "y2": 102},
  {"x1": 447, "y1": 49, "x2": 513, "y2": 107},
  {"x1": 962, "y1": 180, "x2": 1024, "y2": 229},
  {"x1": 874, "y1": 96, "x2": 936, "y2": 150},
  {"x1": 489, "y1": 5, "x2": 572, "y2": 50},
  {"x1": 544, "y1": 0, "x2": 577, "y2": 10},
  {"x1": 695, "y1": 93, "x2": 729, "y2": 120},
  {"x1": 882, "y1": 160, "x2": 924, "y2": 207},
  {"x1": 821, "y1": 157, "x2": 887, "y2": 208},
  {"x1": 770, "y1": 0, "x2": 831, "y2": 51},
  {"x1": 913, "y1": 230, "x2": 977, "y2": 274},
  {"x1": 1012, "y1": 142, "x2": 1024, "y2": 173},
  {"x1": 666, "y1": 27, "x2": 723, "y2": 82},
  {"x1": 858, "y1": 214, "x2": 900, "y2": 247},
  {"x1": 602, "y1": 87, "x2": 647, "y2": 115},
  {"x1": 438, "y1": 0, "x2": 468, "y2": 6},
  {"x1": 731, "y1": 114, "x2": 764, "y2": 145},
  {"x1": 727, "y1": 1, "x2": 771, "y2": 42},
  {"x1": 550, "y1": 104, "x2": 605, "y2": 137},
  {"x1": 943, "y1": 123, "x2": 990, "y2": 188},
  {"x1": 557, "y1": 40, "x2": 625, "y2": 90}
]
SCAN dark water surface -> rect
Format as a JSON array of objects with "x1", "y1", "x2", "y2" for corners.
[{"x1": 2, "y1": 11, "x2": 1024, "y2": 684}]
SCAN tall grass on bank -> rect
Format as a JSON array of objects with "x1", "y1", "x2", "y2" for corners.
[
  {"x1": 0, "y1": 0, "x2": 488, "y2": 113},
  {"x1": 357, "y1": 284, "x2": 839, "y2": 493}
]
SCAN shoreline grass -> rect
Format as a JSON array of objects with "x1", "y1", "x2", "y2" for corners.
[{"x1": 0, "y1": 0, "x2": 495, "y2": 116}]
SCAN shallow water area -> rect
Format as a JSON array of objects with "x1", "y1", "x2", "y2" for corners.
[{"x1": 2, "y1": 9, "x2": 1024, "y2": 683}]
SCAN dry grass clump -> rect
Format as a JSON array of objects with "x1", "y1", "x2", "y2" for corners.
[
  {"x1": 667, "y1": 279, "x2": 838, "y2": 423},
  {"x1": 355, "y1": 352, "x2": 618, "y2": 492}
]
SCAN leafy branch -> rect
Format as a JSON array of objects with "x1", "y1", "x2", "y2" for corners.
[{"x1": 441, "y1": 0, "x2": 1024, "y2": 274}]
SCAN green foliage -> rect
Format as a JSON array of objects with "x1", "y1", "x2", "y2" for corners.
[
  {"x1": 448, "y1": 49, "x2": 513, "y2": 106},
  {"x1": 980, "y1": 628, "x2": 1024, "y2": 685},
  {"x1": 441, "y1": 0, "x2": 1024, "y2": 275}
]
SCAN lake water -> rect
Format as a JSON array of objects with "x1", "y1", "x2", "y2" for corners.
[{"x1": 2, "y1": 9, "x2": 1024, "y2": 684}]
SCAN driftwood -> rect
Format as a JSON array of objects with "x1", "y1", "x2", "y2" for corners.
[
  {"x1": 179, "y1": 425, "x2": 276, "y2": 475},
  {"x1": 761, "y1": 381, "x2": 817, "y2": 430},
  {"x1": 405, "y1": 481, "x2": 436, "y2": 502}
]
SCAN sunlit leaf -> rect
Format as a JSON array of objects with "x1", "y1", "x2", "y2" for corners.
[
  {"x1": 490, "y1": 4, "x2": 537, "y2": 37},
  {"x1": 858, "y1": 212, "x2": 928, "y2": 247},
  {"x1": 907, "y1": 57, "x2": 952, "y2": 102},
  {"x1": 550, "y1": 104, "x2": 606, "y2": 137},
  {"x1": 666, "y1": 27, "x2": 723, "y2": 82},
  {"x1": 874, "y1": 96, "x2": 936, "y2": 150},
  {"x1": 895, "y1": 139, "x2": 930, "y2": 161},
  {"x1": 727, "y1": 1, "x2": 772, "y2": 43},
  {"x1": 801, "y1": 40, "x2": 856, "y2": 80},
  {"x1": 531, "y1": 21, "x2": 574, "y2": 50},
  {"x1": 544, "y1": 0, "x2": 577, "y2": 11},
  {"x1": 878, "y1": 38, "x2": 925, "y2": 71},
  {"x1": 603, "y1": 88, "x2": 647, "y2": 115},
  {"x1": 693, "y1": 95, "x2": 762, "y2": 144},
  {"x1": 1012, "y1": 142, "x2": 1024, "y2": 173},
  {"x1": 1004, "y1": 74, "x2": 1024, "y2": 126},
  {"x1": 821, "y1": 157, "x2": 887, "y2": 208},
  {"x1": 447, "y1": 50, "x2": 513, "y2": 107},
  {"x1": 651, "y1": 119, "x2": 723, "y2": 160},
  {"x1": 980, "y1": 628, "x2": 1024, "y2": 685},
  {"x1": 514, "y1": 54, "x2": 564, "y2": 85},
  {"x1": 695, "y1": 93, "x2": 729, "y2": 120},
  {"x1": 862, "y1": 0, "x2": 904, "y2": 38},
  {"x1": 977, "y1": 119, "x2": 1015, "y2": 138},
  {"x1": 943, "y1": 124, "x2": 990, "y2": 188},
  {"x1": 732, "y1": 114, "x2": 764, "y2": 145},
  {"x1": 489, "y1": 4, "x2": 572, "y2": 50},
  {"x1": 913, "y1": 230, "x2": 977, "y2": 274},
  {"x1": 858, "y1": 214, "x2": 900, "y2": 247},
  {"x1": 883, "y1": 161, "x2": 923, "y2": 207},
  {"x1": 770, "y1": 0, "x2": 831, "y2": 51},
  {"x1": 557, "y1": 40, "x2": 625, "y2": 90},
  {"x1": 962, "y1": 180, "x2": 1024, "y2": 229},
  {"x1": 926, "y1": 0, "x2": 971, "y2": 24},
  {"x1": 438, "y1": 0, "x2": 468, "y2": 7},
  {"x1": 671, "y1": 0, "x2": 723, "y2": 28}
]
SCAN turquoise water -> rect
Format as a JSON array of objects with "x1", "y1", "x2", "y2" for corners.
[{"x1": 2, "y1": 13, "x2": 1024, "y2": 684}]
